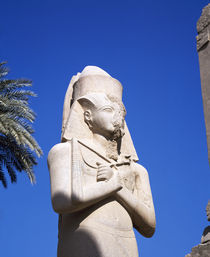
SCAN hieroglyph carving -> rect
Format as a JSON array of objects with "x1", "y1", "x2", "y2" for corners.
[{"x1": 48, "y1": 66, "x2": 156, "y2": 257}]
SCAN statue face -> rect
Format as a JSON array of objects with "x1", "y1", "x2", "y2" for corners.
[{"x1": 87, "y1": 101, "x2": 125, "y2": 140}]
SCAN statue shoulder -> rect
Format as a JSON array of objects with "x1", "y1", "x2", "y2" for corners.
[
  {"x1": 48, "y1": 141, "x2": 72, "y2": 166},
  {"x1": 133, "y1": 162, "x2": 149, "y2": 178}
]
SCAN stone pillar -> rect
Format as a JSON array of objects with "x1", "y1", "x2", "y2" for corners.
[
  {"x1": 197, "y1": 4, "x2": 210, "y2": 163},
  {"x1": 186, "y1": 6, "x2": 210, "y2": 256}
]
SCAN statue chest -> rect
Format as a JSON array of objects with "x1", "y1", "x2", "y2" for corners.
[
  {"x1": 78, "y1": 140, "x2": 136, "y2": 192},
  {"x1": 82, "y1": 162, "x2": 136, "y2": 193}
]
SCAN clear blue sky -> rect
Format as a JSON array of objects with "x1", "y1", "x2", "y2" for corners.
[{"x1": 1, "y1": 0, "x2": 210, "y2": 256}]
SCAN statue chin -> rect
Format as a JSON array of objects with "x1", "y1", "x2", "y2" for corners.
[{"x1": 110, "y1": 126, "x2": 125, "y2": 141}]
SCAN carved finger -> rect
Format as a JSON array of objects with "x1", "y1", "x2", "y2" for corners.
[
  {"x1": 97, "y1": 173, "x2": 107, "y2": 178},
  {"x1": 98, "y1": 166, "x2": 109, "y2": 170},
  {"x1": 97, "y1": 174, "x2": 108, "y2": 180},
  {"x1": 97, "y1": 171, "x2": 106, "y2": 176},
  {"x1": 98, "y1": 168, "x2": 108, "y2": 172},
  {"x1": 100, "y1": 167, "x2": 109, "y2": 172},
  {"x1": 96, "y1": 162, "x2": 110, "y2": 168}
]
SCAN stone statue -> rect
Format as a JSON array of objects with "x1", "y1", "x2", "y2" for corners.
[{"x1": 48, "y1": 66, "x2": 156, "y2": 257}]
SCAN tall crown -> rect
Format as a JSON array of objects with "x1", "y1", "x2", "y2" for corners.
[{"x1": 72, "y1": 66, "x2": 123, "y2": 102}]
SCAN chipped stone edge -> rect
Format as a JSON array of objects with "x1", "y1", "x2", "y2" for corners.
[{"x1": 197, "y1": 4, "x2": 210, "y2": 51}]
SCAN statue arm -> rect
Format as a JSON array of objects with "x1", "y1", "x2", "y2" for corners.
[
  {"x1": 47, "y1": 142, "x2": 122, "y2": 214},
  {"x1": 115, "y1": 163, "x2": 156, "y2": 238}
]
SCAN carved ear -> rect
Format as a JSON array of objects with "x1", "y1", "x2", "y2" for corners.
[
  {"x1": 77, "y1": 93, "x2": 110, "y2": 111},
  {"x1": 84, "y1": 110, "x2": 93, "y2": 129},
  {"x1": 77, "y1": 97, "x2": 95, "y2": 111},
  {"x1": 78, "y1": 96, "x2": 95, "y2": 129}
]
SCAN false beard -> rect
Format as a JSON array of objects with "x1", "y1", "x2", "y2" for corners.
[
  {"x1": 106, "y1": 124, "x2": 125, "y2": 161},
  {"x1": 110, "y1": 124, "x2": 125, "y2": 141}
]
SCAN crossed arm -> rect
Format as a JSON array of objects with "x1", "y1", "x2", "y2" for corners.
[
  {"x1": 48, "y1": 142, "x2": 122, "y2": 214},
  {"x1": 48, "y1": 141, "x2": 155, "y2": 237},
  {"x1": 115, "y1": 163, "x2": 156, "y2": 237}
]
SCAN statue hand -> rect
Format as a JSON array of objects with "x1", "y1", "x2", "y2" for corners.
[{"x1": 96, "y1": 163, "x2": 114, "y2": 182}]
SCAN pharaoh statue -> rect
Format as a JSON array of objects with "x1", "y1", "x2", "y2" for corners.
[{"x1": 48, "y1": 66, "x2": 156, "y2": 257}]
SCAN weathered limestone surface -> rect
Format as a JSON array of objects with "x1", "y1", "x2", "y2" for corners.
[
  {"x1": 197, "y1": 4, "x2": 210, "y2": 162},
  {"x1": 192, "y1": 5, "x2": 210, "y2": 256},
  {"x1": 47, "y1": 66, "x2": 156, "y2": 257},
  {"x1": 186, "y1": 243, "x2": 210, "y2": 257},
  {"x1": 186, "y1": 201, "x2": 210, "y2": 257}
]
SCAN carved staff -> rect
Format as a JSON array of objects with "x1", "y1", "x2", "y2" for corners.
[{"x1": 71, "y1": 138, "x2": 83, "y2": 203}]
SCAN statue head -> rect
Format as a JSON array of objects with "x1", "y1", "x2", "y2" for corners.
[
  {"x1": 78, "y1": 93, "x2": 126, "y2": 141},
  {"x1": 61, "y1": 66, "x2": 138, "y2": 161}
]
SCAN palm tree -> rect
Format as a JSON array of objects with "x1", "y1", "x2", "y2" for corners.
[{"x1": 0, "y1": 62, "x2": 43, "y2": 187}]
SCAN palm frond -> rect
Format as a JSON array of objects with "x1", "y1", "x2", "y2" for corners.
[{"x1": 0, "y1": 62, "x2": 43, "y2": 187}]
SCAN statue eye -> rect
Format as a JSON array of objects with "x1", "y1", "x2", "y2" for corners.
[{"x1": 102, "y1": 107, "x2": 113, "y2": 112}]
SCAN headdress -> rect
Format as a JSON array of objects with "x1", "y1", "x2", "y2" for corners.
[{"x1": 61, "y1": 66, "x2": 138, "y2": 161}]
